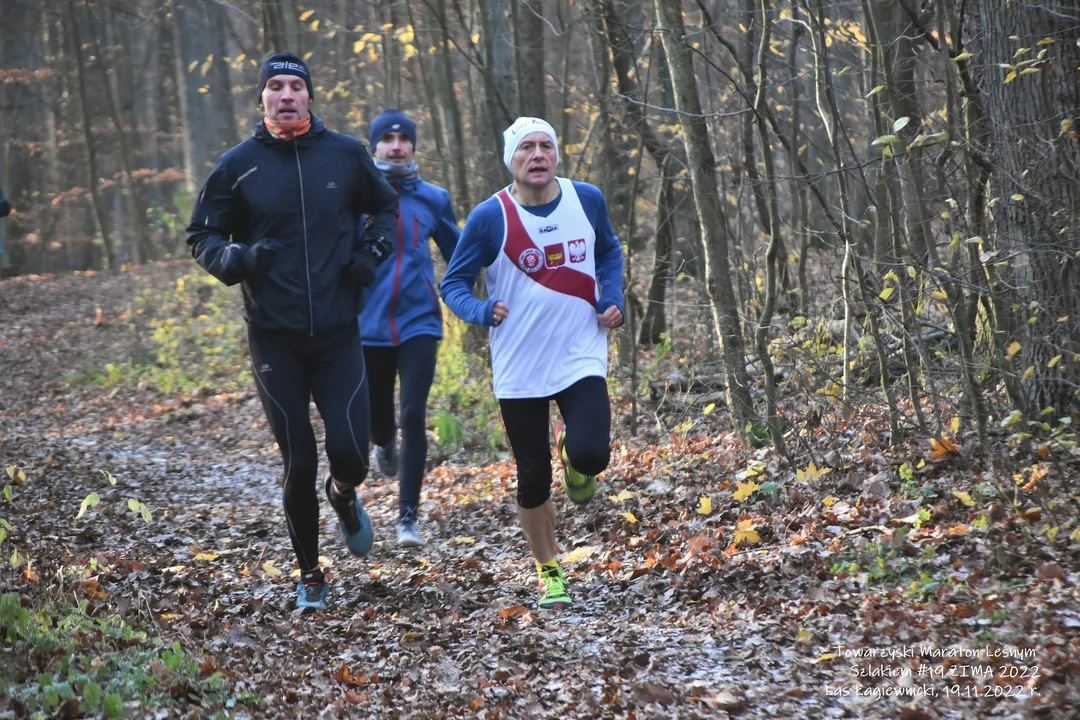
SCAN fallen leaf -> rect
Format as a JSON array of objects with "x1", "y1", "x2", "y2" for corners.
[
  {"x1": 562, "y1": 545, "x2": 597, "y2": 563},
  {"x1": 607, "y1": 490, "x2": 635, "y2": 502},
  {"x1": 732, "y1": 480, "x2": 760, "y2": 502},
  {"x1": 620, "y1": 512, "x2": 638, "y2": 524},
  {"x1": 262, "y1": 562, "x2": 282, "y2": 577},
  {"x1": 952, "y1": 490, "x2": 975, "y2": 507},
  {"x1": 454, "y1": 536, "x2": 476, "y2": 545},
  {"x1": 734, "y1": 519, "x2": 760, "y2": 545},
  {"x1": 696, "y1": 496, "x2": 712, "y2": 515},
  {"x1": 930, "y1": 437, "x2": 958, "y2": 461},
  {"x1": 194, "y1": 552, "x2": 219, "y2": 561}
]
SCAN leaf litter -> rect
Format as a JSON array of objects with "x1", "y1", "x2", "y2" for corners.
[{"x1": 0, "y1": 263, "x2": 1078, "y2": 718}]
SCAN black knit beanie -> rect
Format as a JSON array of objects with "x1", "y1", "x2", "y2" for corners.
[{"x1": 256, "y1": 52, "x2": 314, "y2": 105}]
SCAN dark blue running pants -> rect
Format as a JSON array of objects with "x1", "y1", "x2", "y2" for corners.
[{"x1": 363, "y1": 335, "x2": 439, "y2": 521}]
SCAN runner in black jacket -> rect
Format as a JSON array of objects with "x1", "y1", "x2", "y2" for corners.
[{"x1": 187, "y1": 52, "x2": 399, "y2": 611}]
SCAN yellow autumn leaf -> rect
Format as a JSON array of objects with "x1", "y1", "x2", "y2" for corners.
[
  {"x1": 745, "y1": 462, "x2": 766, "y2": 478},
  {"x1": 354, "y1": 40, "x2": 366, "y2": 54},
  {"x1": 562, "y1": 545, "x2": 598, "y2": 563},
  {"x1": 1048, "y1": 355, "x2": 1062, "y2": 368},
  {"x1": 1062, "y1": 119, "x2": 1074, "y2": 136},
  {"x1": 951, "y1": 417, "x2": 960, "y2": 434},
  {"x1": 796, "y1": 461, "x2": 831, "y2": 483},
  {"x1": 262, "y1": 562, "x2": 282, "y2": 577},
  {"x1": 822, "y1": 496, "x2": 838, "y2": 507},
  {"x1": 879, "y1": 286, "x2": 895, "y2": 301},
  {"x1": 1023, "y1": 366, "x2": 1035, "y2": 379},
  {"x1": 1006, "y1": 341, "x2": 1022, "y2": 360},
  {"x1": 1013, "y1": 47, "x2": 1031, "y2": 59},
  {"x1": 1004, "y1": 70, "x2": 1018, "y2": 84},
  {"x1": 1020, "y1": 67, "x2": 1040, "y2": 75},
  {"x1": 732, "y1": 480, "x2": 760, "y2": 502},
  {"x1": 194, "y1": 552, "x2": 219, "y2": 561},
  {"x1": 1047, "y1": 526, "x2": 1059, "y2": 542},
  {"x1": 734, "y1": 519, "x2": 760, "y2": 545},
  {"x1": 697, "y1": 496, "x2": 712, "y2": 515},
  {"x1": 1011, "y1": 193, "x2": 1025, "y2": 201},
  {"x1": 607, "y1": 489, "x2": 635, "y2": 502},
  {"x1": 454, "y1": 536, "x2": 476, "y2": 545},
  {"x1": 1037, "y1": 37, "x2": 1054, "y2": 46},
  {"x1": 952, "y1": 490, "x2": 976, "y2": 507},
  {"x1": 796, "y1": 629, "x2": 813, "y2": 644},
  {"x1": 907, "y1": 265, "x2": 917, "y2": 279},
  {"x1": 1070, "y1": 527, "x2": 1080, "y2": 542},
  {"x1": 703, "y1": 403, "x2": 716, "y2": 416},
  {"x1": 620, "y1": 512, "x2": 639, "y2": 524},
  {"x1": 932, "y1": 289, "x2": 948, "y2": 300},
  {"x1": 309, "y1": 19, "x2": 320, "y2": 30},
  {"x1": 299, "y1": 9, "x2": 315, "y2": 21},
  {"x1": 811, "y1": 652, "x2": 837, "y2": 663},
  {"x1": 470, "y1": 32, "x2": 480, "y2": 45}
]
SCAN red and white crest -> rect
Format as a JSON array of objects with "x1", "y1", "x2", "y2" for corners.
[
  {"x1": 518, "y1": 248, "x2": 543, "y2": 274},
  {"x1": 567, "y1": 238, "x2": 587, "y2": 263}
]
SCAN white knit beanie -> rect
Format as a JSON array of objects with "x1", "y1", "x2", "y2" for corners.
[{"x1": 502, "y1": 117, "x2": 559, "y2": 171}]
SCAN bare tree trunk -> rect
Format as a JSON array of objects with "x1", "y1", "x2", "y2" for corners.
[
  {"x1": 751, "y1": 0, "x2": 788, "y2": 456},
  {"x1": 66, "y1": 0, "x2": 115, "y2": 269},
  {"x1": 654, "y1": 0, "x2": 758, "y2": 438},
  {"x1": 976, "y1": 0, "x2": 1080, "y2": 416},
  {"x1": 433, "y1": 0, "x2": 471, "y2": 214},
  {"x1": 85, "y1": 0, "x2": 156, "y2": 263},
  {"x1": 513, "y1": 0, "x2": 547, "y2": 118}
]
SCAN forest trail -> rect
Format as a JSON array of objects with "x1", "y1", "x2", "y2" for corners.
[{"x1": 1, "y1": 264, "x2": 1076, "y2": 719}]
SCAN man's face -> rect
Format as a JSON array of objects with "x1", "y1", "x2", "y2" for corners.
[
  {"x1": 374, "y1": 131, "x2": 415, "y2": 165},
  {"x1": 261, "y1": 74, "x2": 310, "y2": 121},
  {"x1": 510, "y1": 132, "x2": 557, "y2": 189}
]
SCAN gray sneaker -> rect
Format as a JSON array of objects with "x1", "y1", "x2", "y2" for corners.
[
  {"x1": 397, "y1": 508, "x2": 424, "y2": 548},
  {"x1": 374, "y1": 441, "x2": 398, "y2": 478}
]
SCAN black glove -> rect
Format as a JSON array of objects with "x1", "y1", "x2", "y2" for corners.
[
  {"x1": 0, "y1": 199, "x2": 10, "y2": 218},
  {"x1": 241, "y1": 239, "x2": 281, "y2": 275},
  {"x1": 344, "y1": 250, "x2": 379, "y2": 288}
]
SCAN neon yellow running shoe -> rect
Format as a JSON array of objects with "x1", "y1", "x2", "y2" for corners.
[
  {"x1": 537, "y1": 564, "x2": 572, "y2": 610},
  {"x1": 554, "y1": 420, "x2": 597, "y2": 505}
]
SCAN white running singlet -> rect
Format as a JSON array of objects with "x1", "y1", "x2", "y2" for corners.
[{"x1": 486, "y1": 178, "x2": 608, "y2": 399}]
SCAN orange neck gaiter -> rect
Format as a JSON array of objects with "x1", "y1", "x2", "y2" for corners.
[{"x1": 264, "y1": 115, "x2": 311, "y2": 142}]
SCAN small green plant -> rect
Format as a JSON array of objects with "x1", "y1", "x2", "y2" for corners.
[
  {"x1": 429, "y1": 309, "x2": 504, "y2": 457},
  {"x1": 0, "y1": 592, "x2": 231, "y2": 716},
  {"x1": 78, "y1": 272, "x2": 250, "y2": 396}
]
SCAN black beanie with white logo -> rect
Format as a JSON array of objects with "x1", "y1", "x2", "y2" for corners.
[{"x1": 256, "y1": 52, "x2": 313, "y2": 104}]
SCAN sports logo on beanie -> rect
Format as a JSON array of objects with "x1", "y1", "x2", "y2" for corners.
[
  {"x1": 502, "y1": 117, "x2": 559, "y2": 170},
  {"x1": 256, "y1": 52, "x2": 314, "y2": 104}
]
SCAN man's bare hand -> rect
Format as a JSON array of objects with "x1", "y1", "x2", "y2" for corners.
[
  {"x1": 492, "y1": 301, "x2": 510, "y2": 326},
  {"x1": 597, "y1": 306, "x2": 623, "y2": 329}
]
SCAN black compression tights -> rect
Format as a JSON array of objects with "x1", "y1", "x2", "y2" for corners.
[
  {"x1": 248, "y1": 324, "x2": 370, "y2": 574},
  {"x1": 498, "y1": 375, "x2": 612, "y2": 509}
]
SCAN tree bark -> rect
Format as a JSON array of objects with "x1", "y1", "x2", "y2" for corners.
[{"x1": 654, "y1": 0, "x2": 759, "y2": 437}]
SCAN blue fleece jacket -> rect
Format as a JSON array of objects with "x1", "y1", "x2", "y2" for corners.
[
  {"x1": 440, "y1": 181, "x2": 624, "y2": 327},
  {"x1": 359, "y1": 174, "x2": 459, "y2": 346}
]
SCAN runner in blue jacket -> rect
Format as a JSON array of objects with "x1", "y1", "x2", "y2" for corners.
[
  {"x1": 359, "y1": 109, "x2": 459, "y2": 548},
  {"x1": 187, "y1": 53, "x2": 399, "y2": 611}
]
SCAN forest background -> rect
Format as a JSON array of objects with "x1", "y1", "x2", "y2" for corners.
[{"x1": 0, "y1": 0, "x2": 1079, "y2": 717}]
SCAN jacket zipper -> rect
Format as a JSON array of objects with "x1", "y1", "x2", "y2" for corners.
[
  {"x1": 389, "y1": 208, "x2": 404, "y2": 345},
  {"x1": 294, "y1": 143, "x2": 314, "y2": 337}
]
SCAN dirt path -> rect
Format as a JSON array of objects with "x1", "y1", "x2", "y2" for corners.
[{"x1": 2, "y1": 265, "x2": 1076, "y2": 718}]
